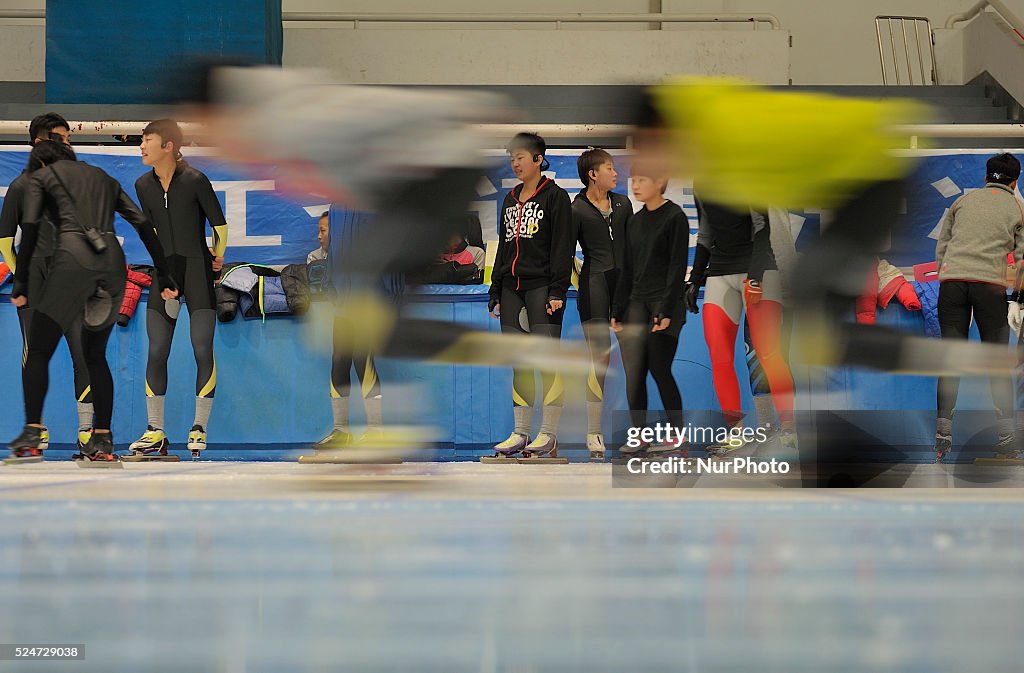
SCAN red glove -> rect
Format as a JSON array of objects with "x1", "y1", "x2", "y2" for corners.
[{"x1": 743, "y1": 278, "x2": 763, "y2": 307}]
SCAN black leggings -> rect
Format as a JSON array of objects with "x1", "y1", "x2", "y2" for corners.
[
  {"x1": 619, "y1": 300, "x2": 683, "y2": 429},
  {"x1": 578, "y1": 270, "x2": 618, "y2": 404},
  {"x1": 937, "y1": 281, "x2": 1012, "y2": 420},
  {"x1": 146, "y1": 306, "x2": 217, "y2": 398},
  {"x1": 18, "y1": 306, "x2": 92, "y2": 404},
  {"x1": 332, "y1": 317, "x2": 380, "y2": 399},
  {"x1": 23, "y1": 311, "x2": 113, "y2": 429},
  {"x1": 500, "y1": 285, "x2": 564, "y2": 408}
]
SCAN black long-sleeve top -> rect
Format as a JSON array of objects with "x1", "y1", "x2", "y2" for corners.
[
  {"x1": 13, "y1": 160, "x2": 171, "y2": 297},
  {"x1": 612, "y1": 199, "x2": 690, "y2": 319}
]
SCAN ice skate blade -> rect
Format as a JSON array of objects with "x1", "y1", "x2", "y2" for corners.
[
  {"x1": 974, "y1": 456, "x2": 1024, "y2": 466},
  {"x1": 3, "y1": 455, "x2": 43, "y2": 465},
  {"x1": 121, "y1": 454, "x2": 181, "y2": 462},
  {"x1": 479, "y1": 455, "x2": 519, "y2": 464},
  {"x1": 299, "y1": 449, "x2": 404, "y2": 465},
  {"x1": 77, "y1": 459, "x2": 123, "y2": 469},
  {"x1": 515, "y1": 456, "x2": 569, "y2": 464}
]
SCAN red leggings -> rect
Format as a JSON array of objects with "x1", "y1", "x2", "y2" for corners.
[{"x1": 703, "y1": 298, "x2": 793, "y2": 427}]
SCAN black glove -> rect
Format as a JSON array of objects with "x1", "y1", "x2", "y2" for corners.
[
  {"x1": 11, "y1": 279, "x2": 27, "y2": 301},
  {"x1": 487, "y1": 297, "x2": 499, "y2": 314},
  {"x1": 684, "y1": 282, "x2": 701, "y2": 314}
]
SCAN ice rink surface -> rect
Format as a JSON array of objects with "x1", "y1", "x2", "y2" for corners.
[{"x1": 1, "y1": 461, "x2": 1023, "y2": 672}]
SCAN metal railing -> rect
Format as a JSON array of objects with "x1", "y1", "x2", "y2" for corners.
[
  {"x1": 875, "y1": 16, "x2": 937, "y2": 85},
  {"x1": 0, "y1": 10, "x2": 781, "y2": 30},
  {"x1": 280, "y1": 13, "x2": 781, "y2": 30},
  {"x1": 946, "y1": 0, "x2": 1024, "y2": 39}
]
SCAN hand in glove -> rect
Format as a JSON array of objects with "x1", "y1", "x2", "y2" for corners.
[
  {"x1": 157, "y1": 274, "x2": 180, "y2": 301},
  {"x1": 684, "y1": 282, "x2": 701, "y2": 314},
  {"x1": 1009, "y1": 301, "x2": 1023, "y2": 335}
]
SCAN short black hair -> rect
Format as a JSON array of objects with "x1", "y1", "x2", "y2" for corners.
[
  {"x1": 508, "y1": 132, "x2": 546, "y2": 159},
  {"x1": 987, "y1": 153, "x2": 1020, "y2": 185},
  {"x1": 28, "y1": 112, "x2": 70, "y2": 145},
  {"x1": 630, "y1": 161, "x2": 669, "y2": 195},
  {"x1": 27, "y1": 139, "x2": 77, "y2": 172},
  {"x1": 319, "y1": 211, "x2": 329, "y2": 221},
  {"x1": 577, "y1": 148, "x2": 614, "y2": 188},
  {"x1": 142, "y1": 119, "x2": 184, "y2": 160}
]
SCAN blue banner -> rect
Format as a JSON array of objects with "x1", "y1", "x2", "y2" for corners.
[
  {"x1": 0, "y1": 148, "x2": 1013, "y2": 270},
  {"x1": 0, "y1": 148, "x2": 326, "y2": 266},
  {"x1": 46, "y1": 0, "x2": 282, "y2": 104}
]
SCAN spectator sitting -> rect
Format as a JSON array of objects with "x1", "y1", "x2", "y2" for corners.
[
  {"x1": 440, "y1": 233, "x2": 484, "y2": 271},
  {"x1": 307, "y1": 211, "x2": 329, "y2": 264}
]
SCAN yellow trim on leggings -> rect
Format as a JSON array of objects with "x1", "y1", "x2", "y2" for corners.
[
  {"x1": 544, "y1": 373, "x2": 565, "y2": 406},
  {"x1": 360, "y1": 356, "x2": 378, "y2": 399},
  {"x1": 198, "y1": 359, "x2": 217, "y2": 398}
]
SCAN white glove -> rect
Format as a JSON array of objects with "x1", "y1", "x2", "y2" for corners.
[{"x1": 1008, "y1": 302, "x2": 1023, "y2": 335}]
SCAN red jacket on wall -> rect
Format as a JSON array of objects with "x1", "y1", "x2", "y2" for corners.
[{"x1": 118, "y1": 266, "x2": 153, "y2": 326}]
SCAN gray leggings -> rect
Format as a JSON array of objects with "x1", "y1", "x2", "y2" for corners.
[{"x1": 146, "y1": 306, "x2": 217, "y2": 397}]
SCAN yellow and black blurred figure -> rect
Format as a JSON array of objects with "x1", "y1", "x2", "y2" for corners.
[{"x1": 635, "y1": 77, "x2": 938, "y2": 482}]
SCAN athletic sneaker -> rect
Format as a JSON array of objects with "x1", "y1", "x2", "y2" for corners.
[
  {"x1": 82, "y1": 432, "x2": 118, "y2": 462},
  {"x1": 586, "y1": 433, "x2": 606, "y2": 462},
  {"x1": 522, "y1": 433, "x2": 559, "y2": 459},
  {"x1": 187, "y1": 425, "x2": 207, "y2": 453},
  {"x1": 38, "y1": 427, "x2": 50, "y2": 451},
  {"x1": 8, "y1": 425, "x2": 44, "y2": 460},
  {"x1": 130, "y1": 426, "x2": 169, "y2": 455},
  {"x1": 71, "y1": 428, "x2": 93, "y2": 461},
  {"x1": 934, "y1": 431, "x2": 952, "y2": 463},
  {"x1": 493, "y1": 432, "x2": 529, "y2": 456}
]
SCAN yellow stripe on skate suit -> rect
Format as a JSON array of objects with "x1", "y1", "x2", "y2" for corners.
[
  {"x1": 361, "y1": 356, "x2": 378, "y2": 399},
  {"x1": 198, "y1": 360, "x2": 217, "y2": 398},
  {"x1": 77, "y1": 385, "x2": 92, "y2": 403},
  {"x1": 544, "y1": 373, "x2": 565, "y2": 406},
  {"x1": 512, "y1": 385, "x2": 528, "y2": 407},
  {"x1": 587, "y1": 366, "x2": 603, "y2": 401}
]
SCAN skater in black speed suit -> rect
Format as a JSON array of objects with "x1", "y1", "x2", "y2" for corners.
[
  {"x1": 0, "y1": 113, "x2": 96, "y2": 454},
  {"x1": 6, "y1": 141, "x2": 178, "y2": 462}
]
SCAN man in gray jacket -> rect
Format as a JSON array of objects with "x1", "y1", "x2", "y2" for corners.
[{"x1": 934, "y1": 153, "x2": 1024, "y2": 461}]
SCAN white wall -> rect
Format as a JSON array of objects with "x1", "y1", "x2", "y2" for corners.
[
  {"x1": 285, "y1": 27, "x2": 790, "y2": 85},
  {"x1": 279, "y1": 0, "x2": 1024, "y2": 84},
  {"x1": 1, "y1": 0, "x2": 1023, "y2": 85},
  {"x1": 0, "y1": 0, "x2": 42, "y2": 82},
  {"x1": 936, "y1": 11, "x2": 1024, "y2": 102}
]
